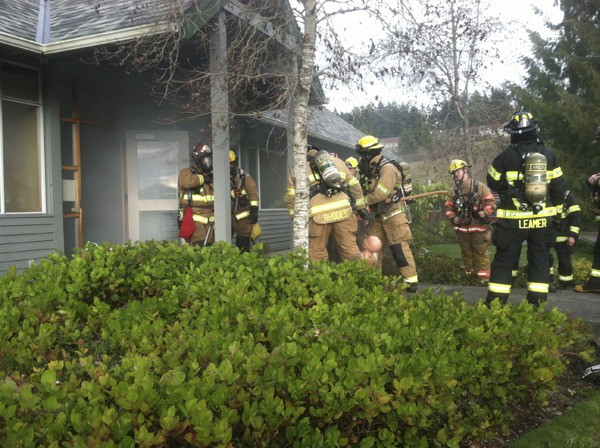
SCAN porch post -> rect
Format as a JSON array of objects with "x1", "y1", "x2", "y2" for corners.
[{"x1": 210, "y1": 10, "x2": 231, "y2": 243}]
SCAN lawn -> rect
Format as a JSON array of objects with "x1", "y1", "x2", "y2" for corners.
[
  {"x1": 426, "y1": 240, "x2": 594, "y2": 263},
  {"x1": 510, "y1": 389, "x2": 600, "y2": 448}
]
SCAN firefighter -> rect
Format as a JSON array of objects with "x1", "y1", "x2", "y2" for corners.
[
  {"x1": 345, "y1": 157, "x2": 359, "y2": 177},
  {"x1": 548, "y1": 189, "x2": 581, "y2": 290},
  {"x1": 575, "y1": 172, "x2": 600, "y2": 293},
  {"x1": 284, "y1": 145, "x2": 371, "y2": 261},
  {"x1": 444, "y1": 159, "x2": 496, "y2": 282},
  {"x1": 178, "y1": 143, "x2": 215, "y2": 246},
  {"x1": 229, "y1": 150, "x2": 259, "y2": 252},
  {"x1": 485, "y1": 109, "x2": 565, "y2": 306},
  {"x1": 356, "y1": 135, "x2": 419, "y2": 292}
]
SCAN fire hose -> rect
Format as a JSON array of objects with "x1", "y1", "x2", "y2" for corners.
[{"x1": 398, "y1": 190, "x2": 450, "y2": 201}]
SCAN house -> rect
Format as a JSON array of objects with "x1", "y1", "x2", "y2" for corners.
[{"x1": 0, "y1": 0, "x2": 364, "y2": 274}]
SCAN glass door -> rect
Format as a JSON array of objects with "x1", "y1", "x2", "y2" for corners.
[{"x1": 126, "y1": 132, "x2": 189, "y2": 242}]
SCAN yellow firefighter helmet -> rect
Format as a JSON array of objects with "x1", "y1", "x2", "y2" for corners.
[
  {"x1": 250, "y1": 223, "x2": 262, "y2": 241},
  {"x1": 449, "y1": 159, "x2": 469, "y2": 174},
  {"x1": 356, "y1": 135, "x2": 384, "y2": 154},
  {"x1": 345, "y1": 156, "x2": 359, "y2": 169}
]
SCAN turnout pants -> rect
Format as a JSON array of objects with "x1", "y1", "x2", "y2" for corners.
[
  {"x1": 233, "y1": 217, "x2": 253, "y2": 252},
  {"x1": 190, "y1": 222, "x2": 215, "y2": 246},
  {"x1": 369, "y1": 213, "x2": 418, "y2": 285},
  {"x1": 309, "y1": 214, "x2": 362, "y2": 261},
  {"x1": 486, "y1": 219, "x2": 554, "y2": 305},
  {"x1": 586, "y1": 225, "x2": 600, "y2": 288},
  {"x1": 456, "y1": 230, "x2": 491, "y2": 279},
  {"x1": 548, "y1": 240, "x2": 575, "y2": 286}
]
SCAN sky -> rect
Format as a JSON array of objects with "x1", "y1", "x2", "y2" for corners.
[{"x1": 321, "y1": 0, "x2": 563, "y2": 113}]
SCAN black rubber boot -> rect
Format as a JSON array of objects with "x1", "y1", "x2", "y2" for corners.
[
  {"x1": 236, "y1": 236, "x2": 251, "y2": 253},
  {"x1": 405, "y1": 282, "x2": 418, "y2": 293}
]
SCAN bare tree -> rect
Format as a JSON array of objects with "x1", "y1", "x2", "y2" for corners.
[
  {"x1": 385, "y1": 0, "x2": 503, "y2": 152},
  {"x1": 93, "y1": 0, "x2": 397, "y2": 253},
  {"x1": 288, "y1": 0, "x2": 397, "y2": 252},
  {"x1": 95, "y1": 1, "x2": 302, "y2": 121}
]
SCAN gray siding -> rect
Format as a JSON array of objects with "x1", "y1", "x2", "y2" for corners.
[
  {"x1": 0, "y1": 216, "x2": 57, "y2": 274},
  {"x1": 257, "y1": 209, "x2": 291, "y2": 253}
]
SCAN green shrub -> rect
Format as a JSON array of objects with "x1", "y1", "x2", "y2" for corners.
[
  {"x1": 572, "y1": 258, "x2": 593, "y2": 285},
  {"x1": 0, "y1": 241, "x2": 594, "y2": 447},
  {"x1": 409, "y1": 183, "x2": 455, "y2": 246},
  {"x1": 411, "y1": 250, "x2": 484, "y2": 286}
]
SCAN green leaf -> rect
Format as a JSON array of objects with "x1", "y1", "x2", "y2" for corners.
[
  {"x1": 359, "y1": 436, "x2": 375, "y2": 447},
  {"x1": 41, "y1": 369, "x2": 57, "y2": 387},
  {"x1": 43, "y1": 396, "x2": 59, "y2": 411},
  {"x1": 160, "y1": 369, "x2": 185, "y2": 386}
]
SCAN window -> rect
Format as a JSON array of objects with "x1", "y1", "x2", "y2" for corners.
[{"x1": 0, "y1": 62, "x2": 44, "y2": 214}]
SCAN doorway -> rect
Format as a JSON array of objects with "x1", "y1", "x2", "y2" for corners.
[
  {"x1": 125, "y1": 131, "x2": 189, "y2": 242},
  {"x1": 80, "y1": 125, "x2": 126, "y2": 245}
]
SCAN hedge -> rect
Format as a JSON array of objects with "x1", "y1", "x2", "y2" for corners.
[{"x1": 0, "y1": 241, "x2": 593, "y2": 447}]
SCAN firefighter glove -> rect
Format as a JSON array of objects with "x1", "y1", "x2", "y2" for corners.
[
  {"x1": 249, "y1": 206, "x2": 259, "y2": 224},
  {"x1": 190, "y1": 165, "x2": 198, "y2": 174},
  {"x1": 357, "y1": 208, "x2": 374, "y2": 226},
  {"x1": 309, "y1": 184, "x2": 321, "y2": 197},
  {"x1": 587, "y1": 173, "x2": 600, "y2": 187},
  {"x1": 477, "y1": 210, "x2": 488, "y2": 220},
  {"x1": 450, "y1": 216, "x2": 462, "y2": 226}
]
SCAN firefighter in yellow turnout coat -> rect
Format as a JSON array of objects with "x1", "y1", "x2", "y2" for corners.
[
  {"x1": 229, "y1": 151, "x2": 259, "y2": 252},
  {"x1": 356, "y1": 135, "x2": 418, "y2": 291},
  {"x1": 284, "y1": 147, "x2": 370, "y2": 261},
  {"x1": 444, "y1": 160, "x2": 496, "y2": 281},
  {"x1": 178, "y1": 143, "x2": 215, "y2": 246}
]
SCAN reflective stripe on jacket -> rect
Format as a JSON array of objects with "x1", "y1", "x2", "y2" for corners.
[{"x1": 486, "y1": 139, "x2": 565, "y2": 221}]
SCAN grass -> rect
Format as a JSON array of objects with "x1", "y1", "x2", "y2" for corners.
[
  {"x1": 427, "y1": 240, "x2": 594, "y2": 263},
  {"x1": 509, "y1": 390, "x2": 600, "y2": 448}
]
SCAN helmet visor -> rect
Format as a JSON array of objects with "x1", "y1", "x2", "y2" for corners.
[{"x1": 199, "y1": 154, "x2": 213, "y2": 172}]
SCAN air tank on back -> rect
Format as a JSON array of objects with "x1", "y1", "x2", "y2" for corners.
[
  {"x1": 524, "y1": 152, "x2": 547, "y2": 213},
  {"x1": 399, "y1": 161, "x2": 412, "y2": 195},
  {"x1": 313, "y1": 150, "x2": 342, "y2": 189}
]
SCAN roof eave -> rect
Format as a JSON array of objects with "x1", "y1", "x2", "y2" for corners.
[
  {"x1": 0, "y1": 31, "x2": 40, "y2": 53},
  {"x1": 0, "y1": 23, "x2": 174, "y2": 56}
]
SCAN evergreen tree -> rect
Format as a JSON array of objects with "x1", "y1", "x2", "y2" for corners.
[
  {"x1": 513, "y1": 0, "x2": 600, "y2": 191},
  {"x1": 339, "y1": 102, "x2": 431, "y2": 152}
]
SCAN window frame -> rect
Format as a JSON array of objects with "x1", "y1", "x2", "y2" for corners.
[{"x1": 0, "y1": 60, "x2": 45, "y2": 215}]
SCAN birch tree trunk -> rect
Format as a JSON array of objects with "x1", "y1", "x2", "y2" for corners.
[{"x1": 290, "y1": 0, "x2": 317, "y2": 254}]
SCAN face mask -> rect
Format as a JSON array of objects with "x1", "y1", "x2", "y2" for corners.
[{"x1": 199, "y1": 154, "x2": 213, "y2": 172}]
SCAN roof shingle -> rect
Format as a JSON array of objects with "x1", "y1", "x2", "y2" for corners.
[
  {"x1": 261, "y1": 107, "x2": 364, "y2": 149},
  {"x1": 0, "y1": 0, "x2": 207, "y2": 48}
]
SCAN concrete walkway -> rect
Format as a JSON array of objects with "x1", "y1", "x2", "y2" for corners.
[
  {"x1": 579, "y1": 231, "x2": 598, "y2": 243},
  {"x1": 421, "y1": 283, "x2": 600, "y2": 344}
]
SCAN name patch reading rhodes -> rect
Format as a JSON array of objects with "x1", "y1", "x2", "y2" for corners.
[
  {"x1": 323, "y1": 209, "x2": 350, "y2": 222},
  {"x1": 518, "y1": 218, "x2": 547, "y2": 229}
]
